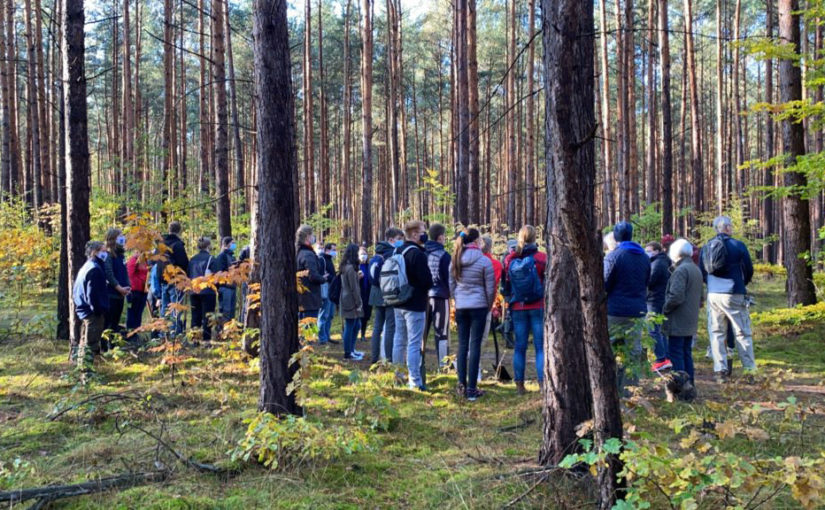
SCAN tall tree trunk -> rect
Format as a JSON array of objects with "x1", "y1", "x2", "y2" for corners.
[
  {"x1": 386, "y1": 0, "x2": 399, "y2": 216},
  {"x1": 525, "y1": 0, "x2": 536, "y2": 226},
  {"x1": 684, "y1": 0, "x2": 703, "y2": 222},
  {"x1": 342, "y1": 0, "x2": 352, "y2": 238},
  {"x1": 317, "y1": 0, "x2": 329, "y2": 210},
  {"x1": 599, "y1": 0, "x2": 613, "y2": 225},
  {"x1": 778, "y1": 0, "x2": 816, "y2": 306},
  {"x1": 615, "y1": 0, "x2": 628, "y2": 219},
  {"x1": 163, "y1": 0, "x2": 174, "y2": 211},
  {"x1": 5, "y1": 0, "x2": 22, "y2": 194},
  {"x1": 645, "y1": 0, "x2": 656, "y2": 207},
  {"x1": 715, "y1": 0, "x2": 724, "y2": 213},
  {"x1": 467, "y1": 0, "x2": 480, "y2": 224},
  {"x1": 764, "y1": 2, "x2": 776, "y2": 263},
  {"x1": 225, "y1": 0, "x2": 245, "y2": 213},
  {"x1": 541, "y1": 0, "x2": 624, "y2": 506},
  {"x1": 0, "y1": 0, "x2": 9, "y2": 196},
  {"x1": 178, "y1": 0, "x2": 187, "y2": 193},
  {"x1": 303, "y1": 0, "x2": 315, "y2": 216},
  {"x1": 213, "y1": 0, "x2": 231, "y2": 236},
  {"x1": 506, "y1": 0, "x2": 516, "y2": 230},
  {"x1": 198, "y1": 0, "x2": 210, "y2": 196},
  {"x1": 64, "y1": 0, "x2": 91, "y2": 350},
  {"x1": 252, "y1": 0, "x2": 301, "y2": 417},
  {"x1": 658, "y1": 0, "x2": 673, "y2": 235},
  {"x1": 733, "y1": 0, "x2": 744, "y2": 195},
  {"x1": 455, "y1": 0, "x2": 469, "y2": 225},
  {"x1": 24, "y1": 0, "x2": 43, "y2": 210},
  {"x1": 122, "y1": 0, "x2": 134, "y2": 199},
  {"x1": 34, "y1": 0, "x2": 50, "y2": 204},
  {"x1": 360, "y1": 0, "x2": 374, "y2": 242}
]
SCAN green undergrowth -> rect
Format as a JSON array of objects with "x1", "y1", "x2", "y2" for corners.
[{"x1": 1, "y1": 275, "x2": 824, "y2": 508}]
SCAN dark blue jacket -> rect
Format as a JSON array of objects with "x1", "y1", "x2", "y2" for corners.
[
  {"x1": 368, "y1": 241, "x2": 395, "y2": 307},
  {"x1": 425, "y1": 240, "x2": 451, "y2": 299},
  {"x1": 604, "y1": 241, "x2": 651, "y2": 317},
  {"x1": 162, "y1": 233, "x2": 189, "y2": 272},
  {"x1": 395, "y1": 241, "x2": 434, "y2": 313},
  {"x1": 189, "y1": 250, "x2": 219, "y2": 295},
  {"x1": 297, "y1": 244, "x2": 325, "y2": 312},
  {"x1": 215, "y1": 248, "x2": 236, "y2": 288},
  {"x1": 646, "y1": 252, "x2": 671, "y2": 313},
  {"x1": 73, "y1": 257, "x2": 110, "y2": 319},
  {"x1": 699, "y1": 234, "x2": 753, "y2": 295},
  {"x1": 104, "y1": 247, "x2": 130, "y2": 299}
]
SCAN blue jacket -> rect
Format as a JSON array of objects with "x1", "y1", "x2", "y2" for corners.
[
  {"x1": 646, "y1": 252, "x2": 671, "y2": 313},
  {"x1": 189, "y1": 250, "x2": 219, "y2": 295},
  {"x1": 149, "y1": 263, "x2": 162, "y2": 296},
  {"x1": 104, "y1": 247, "x2": 130, "y2": 299},
  {"x1": 425, "y1": 240, "x2": 451, "y2": 299},
  {"x1": 699, "y1": 234, "x2": 753, "y2": 295},
  {"x1": 604, "y1": 241, "x2": 651, "y2": 317},
  {"x1": 73, "y1": 257, "x2": 110, "y2": 319},
  {"x1": 368, "y1": 241, "x2": 395, "y2": 307}
]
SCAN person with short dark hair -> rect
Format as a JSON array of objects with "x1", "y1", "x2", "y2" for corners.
[
  {"x1": 72, "y1": 241, "x2": 110, "y2": 370},
  {"x1": 358, "y1": 246, "x2": 373, "y2": 342},
  {"x1": 103, "y1": 228, "x2": 131, "y2": 348},
  {"x1": 603, "y1": 221, "x2": 651, "y2": 394},
  {"x1": 215, "y1": 236, "x2": 238, "y2": 323},
  {"x1": 645, "y1": 241, "x2": 671, "y2": 372},
  {"x1": 317, "y1": 242, "x2": 338, "y2": 344},
  {"x1": 368, "y1": 227, "x2": 405, "y2": 363},
  {"x1": 423, "y1": 222, "x2": 452, "y2": 383},
  {"x1": 188, "y1": 237, "x2": 218, "y2": 341},
  {"x1": 339, "y1": 244, "x2": 365, "y2": 360},
  {"x1": 161, "y1": 221, "x2": 189, "y2": 335}
]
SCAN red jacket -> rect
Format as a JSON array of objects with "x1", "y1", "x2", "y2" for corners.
[
  {"x1": 503, "y1": 246, "x2": 547, "y2": 311},
  {"x1": 484, "y1": 253, "x2": 503, "y2": 290},
  {"x1": 127, "y1": 254, "x2": 149, "y2": 293}
]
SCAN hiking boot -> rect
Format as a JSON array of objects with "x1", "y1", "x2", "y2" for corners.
[
  {"x1": 726, "y1": 359, "x2": 734, "y2": 378},
  {"x1": 714, "y1": 371, "x2": 730, "y2": 385},
  {"x1": 456, "y1": 383, "x2": 466, "y2": 398},
  {"x1": 466, "y1": 388, "x2": 485, "y2": 401},
  {"x1": 516, "y1": 381, "x2": 526, "y2": 395},
  {"x1": 652, "y1": 359, "x2": 673, "y2": 372}
]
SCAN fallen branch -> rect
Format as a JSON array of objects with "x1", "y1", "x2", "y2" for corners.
[
  {"x1": 0, "y1": 471, "x2": 169, "y2": 505},
  {"x1": 504, "y1": 473, "x2": 549, "y2": 508},
  {"x1": 123, "y1": 421, "x2": 224, "y2": 474},
  {"x1": 48, "y1": 392, "x2": 141, "y2": 421},
  {"x1": 499, "y1": 414, "x2": 536, "y2": 432}
]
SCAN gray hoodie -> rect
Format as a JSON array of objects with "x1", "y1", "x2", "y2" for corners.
[{"x1": 449, "y1": 247, "x2": 495, "y2": 310}]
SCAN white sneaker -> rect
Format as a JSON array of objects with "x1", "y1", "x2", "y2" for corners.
[
  {"x1": 351, "y1": 352, "x2": 364, "y2": 360},
  {"x1": 353, "y1": 350, "x2": 364, "y2": 357}
]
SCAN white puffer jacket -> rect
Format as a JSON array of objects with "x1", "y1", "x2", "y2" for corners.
[{"x1": 449, "y1": 247, "x2": 495, "y2": 310}]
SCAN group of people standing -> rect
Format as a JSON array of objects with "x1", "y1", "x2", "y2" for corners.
[
  {"x1": 72, "y1": 221, "x2": 242, "y2": 371},
  {"x1": 296, "y1": 221, "x2": 546, "y2": 400},
  {"x1": 603, "y1": 215, "x2": 755, "y2": 395}
]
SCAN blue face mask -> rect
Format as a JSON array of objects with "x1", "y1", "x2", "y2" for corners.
[
  {"x1": 393, "y1": 240, "x2": 404, "y2": 248},
  {"x1": 330, "y1": 250, "x2": 337, "y2": 258},
  {"x1": 116, "y1": 235, "x2": 126, "y2": 246},
  {"x1": 229, "y1": 242, "x2": 237, "y2": 252},
  {"x1": 98, "y1": 251, "x2": 109, "y2": 261}
]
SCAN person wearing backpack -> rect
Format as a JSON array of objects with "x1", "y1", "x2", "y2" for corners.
[
  {"x1": 369, "y1": 228, "x2": 404, "y2": 364},
  {"x1": 645, "y1": 241, "x2": 672, "y2": 372},
  {"x1": 389, "y1": 221, "x2": 434, "y2": 390},
  {"x1": 339, "y1": 244, "x2": 365, "y2": 360},
  {"x1": 188, "y1": 237, "x2": 219, "y2": 342},
  {"x1": 296, "y1": 225, "x2": 326, "y2": 321},
  {"x1": 603, "y1": 221, "x2": 650, "y2": 394},
  {"x1": 503, "y1": 225, "x2": 547, "y2": 395},
  {"x1": 358, "y1": 247, "x2": 373, "y2": 343},
  {"x1": 450, "y1": 228, "x2": 495, "y2": 401},
  {"x1": 103, "y1": 229, "x2": 131, "y2": 348},
  {"x1": 699, "y1": 216, "x2": 755, "y2": 382},
  {"x1": 317, "y1": 243, "x2": 338, "y2": 345},
  {"x1": 423, "y1": 223, "x2": 452, "y2": 381}
]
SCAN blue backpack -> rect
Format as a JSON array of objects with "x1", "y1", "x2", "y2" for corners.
[{"x1": 508, "y1": 255, "x2": 544, "y2": 305}]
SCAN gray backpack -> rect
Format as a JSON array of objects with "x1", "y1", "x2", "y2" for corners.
[
  {"x1": 380, "y1": 246, "x2": 415, "y2": 306},
  {"x1": 702, "y1": 236, "x2": 728, "y2": 275}
]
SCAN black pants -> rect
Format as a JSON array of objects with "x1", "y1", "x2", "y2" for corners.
[
  {"x1": 455, "y1": 308, "x2": 487, "y2": 391},
  {"x1": 359, "y1": 303, "x2": 373, "y2": 340},
  {"x1": 422, "y1": 297, "x2": 450, "y2": 386},
  {"x1": 191, "y1": 293, "x2": 217, "y2": 341}
]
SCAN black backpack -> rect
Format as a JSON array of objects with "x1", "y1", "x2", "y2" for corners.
[
  {"x1": 702, "y1": 236, "x2": 728, "y2": 276},
  {"x1": 329, "y1": 274, "x2": 342, "y2": 306}
]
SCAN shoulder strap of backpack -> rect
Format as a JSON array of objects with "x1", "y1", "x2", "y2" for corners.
[{"x1": 400, "y1": 246, "x2": 416, "y2": 257}]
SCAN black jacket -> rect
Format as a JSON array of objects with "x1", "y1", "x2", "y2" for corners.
[
  {"x1": 163, "y1": 233, "x2": 189, "y2": 273},
  {"x1": 425, "y1": 240, "x2": 451, "y2": 299},
  {"x1": 189, "y1": 250, "x2": 219, "y2": 295},
  {"x1": 395, "y1": 241, "x2": 434, "y2": 313},
  {"x1": 215, "y1": 248, "x2": 236, "y2": 288},
  {"x1": 646, "y1": 252, "x2": 671, "y2": 312},
  {"x1": 319, "y1": 253, "x2": 336, "y2": 283},
  {"x1": 297, "y1": 244, "x2": 325, "y2": 312}
]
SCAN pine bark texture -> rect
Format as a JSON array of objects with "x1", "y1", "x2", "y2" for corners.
[{"x1": 213, "y1": 0, "x2": 231, "y2": 237}]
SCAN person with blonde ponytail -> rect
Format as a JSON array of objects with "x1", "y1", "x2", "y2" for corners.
[
  {"x1": 502, "y1": 225, "x2": 547, "y2": 394},
  {"x1": 449, "y1": 228, "x2": 495, "y2": 401}
]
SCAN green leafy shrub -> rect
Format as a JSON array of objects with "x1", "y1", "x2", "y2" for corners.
[
  {"x1": 753, "y1": 263, "x2": 787, "y2": 279},
  {"x1": 752, "y1": 302, "x2": 825, "y2": 332},
  {"x1": 231, "y1": 413, "x2": 373, "y2": 470}
]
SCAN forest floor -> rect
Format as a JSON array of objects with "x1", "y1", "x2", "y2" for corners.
[{"x1": 1, "y1": 274, "x2": 825, "y2": 509}]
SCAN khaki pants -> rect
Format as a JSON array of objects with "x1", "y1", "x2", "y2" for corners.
[
  {"x1": 707, "y1": 293, "x2": 756, "y2": 373},
  {"x1": 78, "y1": 314, "x2": 105, "y2": 371}
]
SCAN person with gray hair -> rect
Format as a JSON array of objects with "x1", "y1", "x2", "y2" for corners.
[
  {"x1": 663, "y1": 239, "x2": 703, "y2": 386},
  {"x1": 699, "y1": 216, "x2": 756, "y2": 382},
  {"x1": 295, "y1": 225, "x2": 326, "y2": 321},
  {"x1": 72, "y1": 241, "x2": 110, "y2": 371}
]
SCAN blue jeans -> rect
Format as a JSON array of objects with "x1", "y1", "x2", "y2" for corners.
[
  {"x1": 161, "y1": 284, "x2": 184, "y2": 335},
  {"x1": 126, "y1": 291, "x2": 147, "y2": 331},
  {"x1": 456, "y1": 307, "x2": 488, "y2": 391},
  {"x1": 393, "y1": 309, "x2": 426, "y2": 388},
  {"x1": 317, "y1": 298, "x2": 336, "y2": 343},
  {"x1": 343, "y1": 318, "x2": 361, "y2": 357},
  {"x1": 371, "y1": 306, "x2": 395, "y2": 363},
  {"x1": 512, "y1": 308, "x2": 544, "y2": 383},
  {"x1": 648, "y1": 304, "x2": 668, "y2": 362},
  {"x1": 219, "y1": 286, "x2": 237, "y2": 320},
  {"x1": 668, "y1": 336, "x2": 695, "y2": 384}
]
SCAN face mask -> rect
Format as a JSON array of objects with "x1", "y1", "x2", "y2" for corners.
[
  {"x1": 330, "y1": 250, "x2": 337, "y2": 258},
  {"x1": 393, "y1": 240, "x2": 404, "y2": 248},
  {"x1": 116, "y1": 235, "x2": 126, "y2": 246},
  {"x1": 645, "y1": 250, "x2": 654, "y2": 258},
  {"x1": 310, "y1": 235, "x2": 317, "y2": 245},
  {"x1": 98, "y1": 251, "x2": 109, "y2": 261},
  {"x1": 359, "y1": 254, "x2": 368, "y2": 263},
  {"x1": 419, "y1": 233, "x2": 429, "y2": 244},
  {"x1": 229, "y1": 242, "x2": 237, "y2": 252}
]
